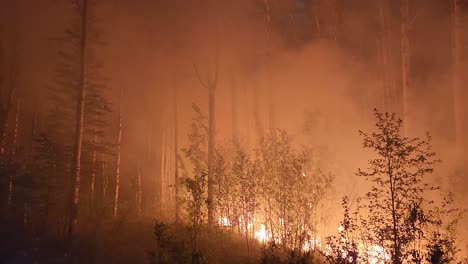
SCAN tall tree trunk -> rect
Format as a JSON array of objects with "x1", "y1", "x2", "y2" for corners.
[
  {"x1": 312, "y1": 0, "x2": 322, "y2": 35},
  {"x1": 137, "y1": 163, "x2": 142, "y2": 217},
  {"x1": 325, "y1": 0, "x2": 341, "y2": 42},
  {"x1": 166, "y1": 133, "x2": 172, "y2": 218},
  {"x1": 193, "y1": 51, "x2": 218, "y2": 227},
  {"x1": 173, "y1": 84, "x2": 180, "y2": 222},
  {"x1": 0, "y1": 119, "x2": 7, "y2": 157},
  {"x1": 90, "y1": 133, "x2": 97, "y2": 206},
  {"x1": 231, "y1": 75, "x2": 239, "y2": 146},
  {"x1": 162, "y1": 128, "x2": 169, "y2": 218},
  {"x1": 68, "y1": 0, "x2": 88, "y2": 242},
  {"x1": 1, "y1": 1, "x2": 18, "y2": 159},
  {"x1": 207, "y1": 84, "x2": 215, "y2": 225},
  {"x1": 452, "y1": 0, "x2": 463, "y2": 155},
  {"x1": 30, "y1": 109, "x2": 38, "y2": 155},
  {"x1": 252, "y1": 83, "x2": 263, "y2": 141},
  {"x1": 102, "y1": 160, "x2": 108, "y2": 199},
  {"x1": 11, "y1": 98, "x2": 19, "y2": 156},
  {"x1": 159, "y1": 120, "x2": 166, "y2": 219},
  {"x1": 0, "y1": 79, "x2": 15, "y2": 158},
  {"x1": 379, "y1": 0, "x2": 390, "y2": 110},
  {"x1": 113, "y1": 88, "x2": 123, "y2": 217},
  {"x1": 7, "y1": 98, "x2": 19, "y2": 206},
  {"x1": 264, "y1": 0, "x2": 274, "y2": 132},
  {"x1": 400, "y1": 0, "x2": 410, "y2": 135}
]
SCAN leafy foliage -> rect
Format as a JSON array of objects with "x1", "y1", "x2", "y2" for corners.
[{"x1": 326, "y1": 110, "x2": 464, "y2": 264}]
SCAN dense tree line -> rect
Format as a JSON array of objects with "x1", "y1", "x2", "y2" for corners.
[{"x1": 0, "y1": 0, "x2": 466, "y2": 263}]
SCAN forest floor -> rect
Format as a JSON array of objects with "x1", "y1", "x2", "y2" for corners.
[
  {"x1": 0, "y1": 216, "x2": 326, "y2": 264},
  {"x1": 3, "y1": 213, "x2": 468, "y2": 263}
]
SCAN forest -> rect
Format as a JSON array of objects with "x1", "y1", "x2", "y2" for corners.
[{"x1": 1, "y1": 0, "x2": 468, "y2": 263}]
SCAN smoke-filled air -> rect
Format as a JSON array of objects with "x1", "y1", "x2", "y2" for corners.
[{"x1": 1, "y1": 0, "x2": 468, "y2": 263}]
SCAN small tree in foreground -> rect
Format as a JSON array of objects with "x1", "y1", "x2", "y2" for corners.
[
  {"x1": 357, "y1": 110, "x2": 441, "y2": 263},
  {"x1": 327, "y1": 109, "x2": 464, "y2": 264}
]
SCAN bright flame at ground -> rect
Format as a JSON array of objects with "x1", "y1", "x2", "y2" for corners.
[
  {"x1": 218, "y1": 217, "x2": 231, "y2": 227},
  {"x1": 254, "y1": 224, "x2": 269, "y2": 243},
  {"x1": 218, "y1": 217, "x2": 390, "y2": 262}
]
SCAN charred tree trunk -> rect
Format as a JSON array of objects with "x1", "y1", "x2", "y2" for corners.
[
  {"x1": 400, "y1": 0, "x2": 410, "y2": 135},
  {"x1": 113, "y1": 88, "x2": 123, "y2": 217},
  {"x1": 452, "y1": 0, "x2": 463, "y2": 155},
  {"x1": 68, "y1": 0, "x2": 89, "y2": 242}
]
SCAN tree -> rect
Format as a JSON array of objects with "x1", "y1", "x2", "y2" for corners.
[
  {"x1": 356, "y1": 109, "x2": 440, "y2": 263},
  {"x1": 194, "y1": 59, "x2": 218, "y2": 226},
  {"x1": 400, "y1": 0, "x2": 410, "y2": 134},
  {"x1": 173, "y1": 82, "x2": 180, "y2": 222},
  {"x1": 451, "y1": 0, "x2": 463, "y2": 156},
  {"x1": 325, "y1": 110, "x2": 464, "y2": 264},
  {"x1": 181, "y1": 104, "x2": 209, "y2": 262},
  {"x1": 67, "y1": 0, "x2": 89, "y2": 242},
  {"x1": 113, "y1": 87, "x2": 123, "y2": 217},
  {"x1": 378, "y1": 0, "x2": 397, "y2": 111},
  {"x1": 257, "y1": 129, "x2": 332, "y2": 250},
  {"x1": 44, "y1": 0, "x2": 112, "y2": 241}
]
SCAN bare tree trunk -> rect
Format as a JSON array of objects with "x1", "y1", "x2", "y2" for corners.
[
  {"x1": 0, "y1": 120, "x2": 7, "y2": 156},
  {"x1": 67, "y1": 0, "x2": 88, "y2": 242},
  {"x1": 452, "y1": 0, "x2": 463, "y2": 155},
  {"x1": 30, "y1": 109, "x2": 38, "y2": 154},
  {"x1": 231, "y1": 75, "x2": 239, "y2": 146},
  {"x1": 159, "y1": 121, "x2": 166, "y2": 219},
  {"x1": 400, "y1": 0, "x2": 410, "y2": 135},
  {"x1": 312, "y1": 0, "x2": 322, "y2": 35},
  {"x1": 137, "y1": 163, "x2": 142, "y2": 217},
  {"x1": 0, "y1": 81, "x2": 14, "y2": 158},
  {"x1": 379, "y1": 0, "x2": 390, "y2": 110},
  {"x1": 252, "y1": 83, "x2": 263, "y2": 141},
  {"x1": 163, "y1": 128, "x2": 169, "y2": 218},
  {"x1": 264, "y1": 0, "x2": 275, "y2": 132},
  {"x1": 325, "y1": 0, "x2": 341, "y2": 42},
  {"x1": 193, "y1": 59, "x2": 218, "y2": 226},
  {"x1": 173, "y1": 84, "x2": 180, "y2": 222},
  {"x1": 90, "y1": 133, "x2": 97, "y2": 206},
  {"x1": 166, "y1": 133, "x2": 173, "y2": 218},
  {"x1": 102, "y1": 160, "x2": 108, "y2": 199},
  {"x1": 1, "y1": 1, "x2": 18, "y2": 159},
  {"x1": 7, "y1": 98, "x2": 19, "y2": 206},
  {"x1": 207, "y1": 84, "x2": 215, "y2": 226},
  {"x1": 113, "y1": 88, "x2": 123, "y2": 217},
  {"x1": 11, "y1": 98, "x2": 19, "y2": 156}
]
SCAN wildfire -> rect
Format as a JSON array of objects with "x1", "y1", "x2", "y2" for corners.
[
  {"x1": 364, "y1": 244, "x2": 390, "y2": 264},
  {"x1": 254, "y1": 224, "x2": 270, "y2": 243},
  {"x1": 218, "y1": 216, "x2": 231, "y2": 227},
  {"x1": 218, "y1": 217, "x2": 389, "y2": 263}
]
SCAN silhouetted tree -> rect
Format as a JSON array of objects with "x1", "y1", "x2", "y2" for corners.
[{"x1": 451, "y1": 0, "x2": 463, "y2": 156}]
